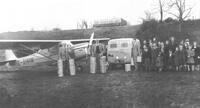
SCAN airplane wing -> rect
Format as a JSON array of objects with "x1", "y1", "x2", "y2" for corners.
[
  {"x1": 0, "y1": 38, "x2": 110, "y2": 49},
  {"x1": 0, "y1": 60, "x2": 16, "y2": 65}
]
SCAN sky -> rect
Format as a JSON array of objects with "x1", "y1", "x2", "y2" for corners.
[{"x1": 0, "y1": 0, "x2": 199, "y2": 33}]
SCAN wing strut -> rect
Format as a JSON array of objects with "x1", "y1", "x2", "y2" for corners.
[{"x1": 19, "y1": 44, "x2": 57, "y2": 61}]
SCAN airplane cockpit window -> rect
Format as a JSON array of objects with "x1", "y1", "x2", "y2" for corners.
[
  {"x1": 110, "y1": 43, "x2": 117, "y2": 48},
  {"x1": 121, "y1": 43, "x2": 128, "y2": 48}
]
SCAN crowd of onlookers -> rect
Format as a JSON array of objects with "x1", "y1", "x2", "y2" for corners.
[{"x1": 141, "y1": 37, "x2": 200, "y2": 72}]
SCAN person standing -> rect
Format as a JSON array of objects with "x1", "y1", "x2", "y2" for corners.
[
  {"x1": 169, "y1": 36, "x2": 177, "y2": 53},
  {"x1": 194, "y1": 44, "x2": 200, "y2": 71},
  {"x1": 142, "y1": 45, "x2": 151, "y2": 72},
  {"x1": 164, "y1": 40, "x2": 170, "y2": 71},
  {"x1": 168, "y1": 50, "x2": 174, "y2": 71},
  {"x1": 148, "y1": 39, "x2": 153, "y2": 49},
  {"x1": 186, "y1": 45, "x2": 195, "y2": 71},
  {"x1": 152, "y1": 37, "x2": 157, "y2": 46},
  {"x1": 193, "y1": 41, "x2": 198, "y2": 70},
  {"x1": 132, "y1": 38, "x2": 141, "y2": 71},
  {"x1": 141, "y1": 41, "x2": 151, "y2": 71},
  {"x1": 151, "y1": 43, "x2": 159, "y2": 71},
  {"x1": 179, "y1": 45, "x2": 187, "y2": 71},
  {"x1": 174, "y1": 47, "x2": 180, "y2": 71},
  {"x1": 156, "y1": 50, "x2": 164, "y2": 72}
]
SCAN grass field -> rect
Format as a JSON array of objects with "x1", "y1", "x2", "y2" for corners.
[{"x1": 0, "y1": 70, "x2": 200, "y2": 108}]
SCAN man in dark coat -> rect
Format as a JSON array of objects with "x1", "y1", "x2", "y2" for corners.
[
  {"x1": 151, "y1": 43, "x2": 159, "y2": 71},
  {"x1": 169, "y1": 36, "x2": 177, "y2": 53},
  {"x1": 179, "y1": 45, "x2": 187, "y2": 71},
  {"x1": 164, "y1": 40, "x2": 170, "y2": 71}
]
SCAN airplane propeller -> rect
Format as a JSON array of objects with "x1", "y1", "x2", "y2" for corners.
[
  {"x1": 89, "y1": 32, "x2": 94, "y2": 46},
  {"x1": 87, "y1": 32, "x2": 94, "y2": 56}
]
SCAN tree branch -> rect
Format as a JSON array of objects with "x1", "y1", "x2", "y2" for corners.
[
  {"x1": 183, "y1": 7, "x2": 192, "y2": 19},
  {"x1": 166, "y1": 11, "x2": 179, "y2": 18}
]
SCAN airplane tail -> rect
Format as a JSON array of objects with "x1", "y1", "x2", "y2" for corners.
[{"x1": 5, "y1": 49, "x2": 17, "y2": 61}]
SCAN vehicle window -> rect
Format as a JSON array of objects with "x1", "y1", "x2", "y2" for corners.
[
  {"x1": 110, "y1": 43, "x2": 117, "y2": 48},
  {"x1": 121, "y1": 42, "x2": 128, "y2": 48}
]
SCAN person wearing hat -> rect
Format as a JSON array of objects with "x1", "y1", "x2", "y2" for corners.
[{"x1": 194, "y1": 42, "x2": 200, "y2": 71}]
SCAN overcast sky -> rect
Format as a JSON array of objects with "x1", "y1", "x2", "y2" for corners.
[{"x1": 0, "y1": 0, "x2": 199, "y2": 33}]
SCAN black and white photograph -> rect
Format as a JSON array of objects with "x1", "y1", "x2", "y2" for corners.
[{"x1": 0, "y1": 0, "x2": 200, "y2": 108}]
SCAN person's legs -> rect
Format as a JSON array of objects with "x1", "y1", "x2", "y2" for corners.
[
  {"x1": 147, "y1": 58, "x2": 151, "y2": 72},
  {"x1": 144, "y1": 59, "x2": 148, "y2": 72},
  {"x1": 179, "y1": 65, "x2": 182, "y2": 71},
  {"x1": 63, "y1": 61, "x2": 65, "y2": 74},
  {"x1": 189, "y1": 64, "x2": 192, "y2": 72},
  {"x1": 184, "y1": 64, "x2": 188, "y2": 71},
  {"x1": 151, "y1": 59, "x2": 156, "y2": 71},
  {"x1": 176, "y1": 66, "x2": 179, "y2": 71},
  {"x1": 163, "y1": 57, "x2": 167, "y2": 71},
  {"x1": 142, "y1": 61, "x2": 145, "y2": 71},
  {"x1": 134, "y1": 61, "x2": 138, "y2": 71},
  {"x1": 187, "y1": 64, "x2": 190, "y2": 71},
  {"x1": 192, "y1": 64, "x2": 195, "y2": 71},
  {"x1": 169, "y1": 65, "x2": 172, "y2": 71},
  {"x1": 133, "y1": 56, "x2": 138, "y2": 71},
  {"x1": 159, "y1": 67, "x2": 162, "y2": 72},
  {"x1": 194, "y1": 58, "x2": 198, "y2": 71},
  {"x1": 198, "y1": 65, "x2": 200, "y2": 71}
]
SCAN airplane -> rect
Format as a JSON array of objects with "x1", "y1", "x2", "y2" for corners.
[{"x1": 0, "y1": 33, "x2": 110, "y2": 71}]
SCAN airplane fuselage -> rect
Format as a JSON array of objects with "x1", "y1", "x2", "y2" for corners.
[{"x1": 2, "y1": 42, "x2": 89, "y2": 71}]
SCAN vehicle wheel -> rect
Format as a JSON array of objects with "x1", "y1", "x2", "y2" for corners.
[{"x1": 108, "y1": 63, "x2": 115, "y2": 70}]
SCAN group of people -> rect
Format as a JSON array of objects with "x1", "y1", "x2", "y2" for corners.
[{"x1": 141, "y1": 37, "x2": 200, "y2": 72}]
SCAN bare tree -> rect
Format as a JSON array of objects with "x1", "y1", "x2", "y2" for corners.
[
  {"x1": 167, "y1": 0, "x2": 193, "y2": 22},
  {"x1": 150, "y1": 0, "x2": 168, "y2": 23},
  {"x1": 144, "y1": 11, "x2": 154, "y2": 21},
  {"x1": 77, "y1": 20, "x2": 88, "y2": 29},
  {"x1": 159, "y1": 0, "x2": 165, "y2": 22},
  {"x1": 167, "y1": 0, "x2": 194, "y2": 32}
]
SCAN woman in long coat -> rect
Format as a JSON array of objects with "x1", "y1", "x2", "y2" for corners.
[{"x1": 187, "y1": 45, "x2": 195, "y2": 71}]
